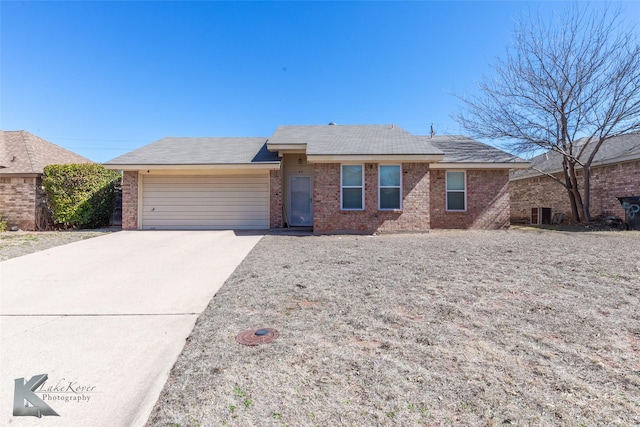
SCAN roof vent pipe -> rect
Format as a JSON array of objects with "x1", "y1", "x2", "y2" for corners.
[{"x1": 430, "y1": 124, "x2": 435, "y2": 139}]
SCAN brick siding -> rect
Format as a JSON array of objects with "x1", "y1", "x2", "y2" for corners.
[
  {"x1": 117, "y1": 166, "x2": 514, "y2": 233},
  {"x1": 312, "y1": 163, "x2": 431, "y2": 234},
  {"x1": 510, "y1": 159, "x2": 640, "y2": 223},
  {"x1": 270, "y1": 169, "x2": 283, "y2": 228},
  {"x1": 122, "y1": 171, "x2": 139, "y2": 230},
  {"x1": 430, "y1": 169, "x2": 510, "y2": 229},
  {"x1": 0, "y1": 176, "x2": 38, "y2": 230}
]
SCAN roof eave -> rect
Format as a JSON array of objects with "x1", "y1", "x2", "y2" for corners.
[
  {"x1": 103, "y1": 163, "x2": 281, "y2": 171},
  {"x1": 431, "y1": 162, "x2": 531, "y2": 170},
  {"x1": 510, "y1": 152, "x2": 640, "y2": 180},
  {"x1": 266, "y1": 143, "x2": 307, "y2": 152},
  {"x1": 0, "y1": 172, "x2": 40, "y2": 177},
  {"x1": 306, "y1": 154, "x2": 445, "y2": 163}
]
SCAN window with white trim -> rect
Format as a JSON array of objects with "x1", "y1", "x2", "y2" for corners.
[
  {"x1": 379, "y1": 165, "x2": 401, "y2": 210},
  {"x1": 341, "y1": 165, "x2": 364, "y2": 210},
  {"x1": 446, "y1": 171, "x2": 466, "y2": 211}
]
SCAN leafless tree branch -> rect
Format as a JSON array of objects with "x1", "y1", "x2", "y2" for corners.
[{"x1": 453, "y1": 3, "x2": 640, "y2": 222}]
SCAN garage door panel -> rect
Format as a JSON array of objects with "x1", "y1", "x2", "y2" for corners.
[
  {"x1": 143, "y1": 206, "x2": 267, "y2": 214},
  {"x1": 145, "y1": 188, "x2": 267, "y2": 199},
  {"x1": 144, "y1": 216, "x2": 267, "y2": 224},
  {"x1": 144, "y1": 183, "x2": 268, "y2": 191},
  {"x1": 142, "y1": 174, "x2": 269, "y2": 230},
  {"x1": 144, "y1": 214, "x2": 267, "y2": 223},
  {"x1": 142, "y1": 219, "x2": 267, "y2": 226},
  {"x1": 145, "y1": 177, "x2": 266, "y2": 185},
  {"x1": 142, "y1": 223, "x2": 265, "y2": 230},
  {"x1": 143, "y1": 199, "x2": 267, "y2": 207}
]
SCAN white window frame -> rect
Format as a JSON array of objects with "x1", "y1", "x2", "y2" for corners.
[
  {"x1": 378, "y1": 165, "x2": 402, "y2": 210},
  {"x1": 446, "y1": 170, "x2": 466, "y2": 212},
  {"x1": 341, "y1": 164, "x2": 364, "y2": 211}
]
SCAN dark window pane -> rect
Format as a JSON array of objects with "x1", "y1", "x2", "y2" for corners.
[
  {"x1": 342, "y1": 188, "x2": 363, "y2": 209},
  {"x1": 380, "y1": 188, "x2": 400, "y2": 209},
  {"x1": 447, "y1": 192, "x2": 465, "y2": 210}
]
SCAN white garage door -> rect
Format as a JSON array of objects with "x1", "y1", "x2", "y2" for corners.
[{"x1": 142, "y1": 174, "x2": 269, "y2": 230}]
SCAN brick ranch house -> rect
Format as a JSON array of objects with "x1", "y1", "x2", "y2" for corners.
[
  {"x1": 510, "y1": 132, "x2": 640, "y2": 224},
  {"x1": 104, "y1": 124, "x2": 529, "y2": 233},
  {"x1": 0, "y1": 130, "x2": 92, "y2": 230}
]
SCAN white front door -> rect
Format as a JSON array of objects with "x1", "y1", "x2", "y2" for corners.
[{"x1": 289, "y1": 175, "x2": 313, "y2": 226}]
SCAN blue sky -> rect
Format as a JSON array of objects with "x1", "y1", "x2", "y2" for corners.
[{"x1": 2, "y1": 1, "x2": 638, "y2": 162}]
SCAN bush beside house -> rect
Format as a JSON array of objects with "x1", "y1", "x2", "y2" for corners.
[
  {"x1": 1, "y1": 130, "x2": 93, "y2": 230},
  {"x1": 43, "y1": 164, "x2": 121, "y2": 229}
]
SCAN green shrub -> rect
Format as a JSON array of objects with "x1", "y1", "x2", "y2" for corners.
[
  {"x1": 42, "y1": 164, "x2": 121, "y2": 229},
  {"x1": 0, "y1": 216, "x2": 7, "y2": 232}
]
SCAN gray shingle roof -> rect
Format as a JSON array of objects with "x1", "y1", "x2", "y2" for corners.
[
  {"x1": 0, "y1": 130, "x2": 92, "y2": 174},
  {"x1": 511, "y1": 132, "x2": 640, "y2": 180},
  {"x1": 104, "y1": 125, "x2": 532, "y2": 167},
  {"x1": 269, "y1": 124, "x2": 444, "y2": 155},
  {"x1": 424, "y1": 135, "x2": 529, "y2": 164},
  {"x1": 104, "y1": 137, "x2": 279, "y2": 165}
]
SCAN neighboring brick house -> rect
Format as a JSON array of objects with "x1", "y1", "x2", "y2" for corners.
[
  {"x1": 104, "y1": 124, "x2": 528, "y2": 233},
  {"x1": 0, "y1": 131, "x2": 92, "y2": 230},
  {"x1": 510, "y1": 132, "x2": 640, "y2": 224}
]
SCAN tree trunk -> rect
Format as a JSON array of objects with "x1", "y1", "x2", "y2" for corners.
[
  {"x1": 567, "y1": 161, "x2": 585, "y2": 223},
  {"x1": 565, "y1": 186, "x2": 580, "y2": 222},
  {"x1": 562, "y1": 158, "x2": 581, "y2": 222},
  {"x1": 582, "y1": 166, "x2": 592, "y2": 222}
]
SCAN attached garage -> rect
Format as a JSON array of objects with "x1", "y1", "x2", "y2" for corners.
[
  {"x1": 103, "y1": 136, "x2": 281, "y2": 230},
  {"x1": 141, "y1": 174, "x2": 269, "y2": 230}
]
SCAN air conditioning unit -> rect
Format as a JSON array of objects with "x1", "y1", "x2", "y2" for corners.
[{"x1": 531, "y1": 207, "x2": 552, "y2": 225}]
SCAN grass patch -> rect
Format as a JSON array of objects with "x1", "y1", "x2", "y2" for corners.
[{"x1": 0, "y1": 230, "x2": 112, "y2": 261}]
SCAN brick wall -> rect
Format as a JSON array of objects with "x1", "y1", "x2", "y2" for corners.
[
  {"x1": 0, "y1": 176, "x2": 38, "y2": 230},
  {"x1": 122, "y1": 171, "x2": 139, "y2": 230},
  {"x1": 591, "y1": 160, "x2": 640, "y2": 217},
  {"x1": 312, "y1": 163, "x2": 431, "y2": 234},
  {"x1": 430, "y1": 169, "x2": 510, "y2": 229},
  {"x1": 510, "y1": 159, "x2": 640, "y2": 222},
  {"x1": 270, "y1": 169, "x2": 283, "y2": 228}
]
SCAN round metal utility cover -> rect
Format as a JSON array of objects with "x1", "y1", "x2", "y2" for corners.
[{"x1": 236, "y1": 328, "x2": 280, "y2": 346}]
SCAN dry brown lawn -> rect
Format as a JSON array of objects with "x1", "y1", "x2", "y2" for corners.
[
  {"x1": 147, "y1": 228, "x2": 640, "y2": 427},
  {"x1": 0, "y1": 230, "x2": 112, "y2": 261}
]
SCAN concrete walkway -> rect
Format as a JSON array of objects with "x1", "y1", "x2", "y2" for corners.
[{"x1": 0, "y1": 230, "x2": 264, "y2": 426}]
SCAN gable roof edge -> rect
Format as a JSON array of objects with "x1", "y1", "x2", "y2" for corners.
[{"x1": 431, "y1": 161, "x2": 530, "y2": 169}]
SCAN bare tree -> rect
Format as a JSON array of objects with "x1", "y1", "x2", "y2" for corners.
[{"x1": 454, "y1": 3, "x2": 640, "y2": 222}]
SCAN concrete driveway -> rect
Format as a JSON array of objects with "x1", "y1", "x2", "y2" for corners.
[{"x1": 0, "y1": 230, "x2": 264, "y2": 426}]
